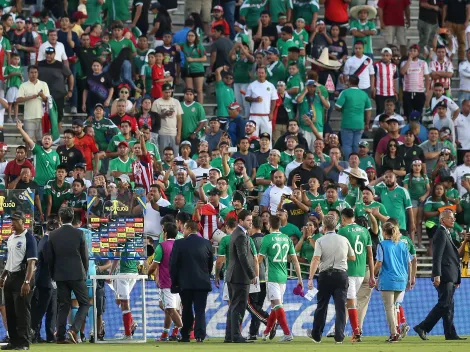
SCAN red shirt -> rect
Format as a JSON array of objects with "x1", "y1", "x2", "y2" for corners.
[
  {"x1": 378, "y1": 0, "x2": 410, "y2": 26},
  {"x1": 325, "y1": 0, "x2": 349, "y2": 23},
  {"x1": 151, "y1": 64, "x2": 165, "y2": 99},
  {"x1": 211, "y1": 19, "x2": 230, "y2": 36},
  {"x1": 90, "y1": 34, "x2": 101, "y2": 47},
  {"x1": 109, "y1": 114, "x2": 139, "y2": 133},
  {"x1": 74, "y1": 134, "x2": 99, "y2": 171},
  {"x1": 4, "y1": 159, "x2": 35, "y2": 183}
]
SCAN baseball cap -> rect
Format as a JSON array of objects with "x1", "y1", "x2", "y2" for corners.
[
  {"x1": 360, "y1": 185, "x2": 375, "y2": 195},
  {"x1": 234, "y1": 157, "x2": 245, "y2": 164},
  {"x1": 259, "y1": 132, "x2": 271, "y2": 140},
  {"x1": 45, "y1": 46, "x2": 55, "y2": 54},
  {"x1": 309, "y1": 211, "x2": 320, "y2": 219},
  {"x1": 180, "y1": 140, "x2": 192, "y2": 147},
  {"x1": 94, "y1": 103, "x2": 104, "y2": 110},
  {"x1": 277, "y1": 81, "x2": 286, "y2": 86},
  {"x1": 228, "y1": 102, "x2": 241, "y2": 110},
  {"x1": 386, "y1": 117, "x2": 399, "y2": 124},
  {"x1": 213, "y1": 5, "x2": 224, "y2": 11},
  {"x1": 207, "y1": 188, "x2": 221, "y2": 196},
  {"x1": 436, "y1": 100, "x2": 448, "y2": 109},
  {"x1": 316, "y1": 20, "x2": 325, "y2": 24},
  {"x1": 306, "y1": 79, "x2": 317, "y2": 86},
  {"x1": 365, "y1": 167, "x2": 376, "y2": 173},
  {"x1": 10, "y1": 211, "x2": 26, "y2": 222},
  {"x1": 409, "y1": 44, "x2": 420, "y2": 51},
  {"x1": 118, "y1": 174, "x2": 131, "y2": 184},
  {"x1": 209, "y1": 167, "x2": 221, "y2": 174},
  {"x1": 412, "y1": 159, "x2": 423, "y2": 165},
  {"x1": 25, "y1": 18, "x2": 32, "y2": 23},
  {"x1": 162, "y1": 83, "x2": 172, "y2": 91},
  {"x1": 72, "y1": 119, "x2": 84, "y2": 127},
  {"x1": 210, "y1": 116, "x2": 219, "y2": 122},
  {"x1": 74, "y1": 163, "x2": 86, "y2": 170},
  {"x1": 381, "y1": 47, "x2": 392, "y2": 54},
  {"x1": 118, "y1": 141, "x2": 129, "y2": 148},
  {"x1": 266, "y1": 47, "x2": 280, "y2": 56},
  {"x1": 359, "y1": 140, "x2": 369, "y2": 147},
  {"x1": 463, "y1": 173, "x2": 470, "y2": 180},
  {"x1": 246, "y1": 120, "x2": 257, "y2": 127},
  {"x1": 440, "y1": 127, "x2": 452, "y2": 136},
  {"x1": 270, "y1": 149, "x2": 281, "y2": 157},
  {"x1": 73, "y1": 11, "x2": 88, "y2": 20},
  {"x1": 409, "y1": 110, "x2": 421, "y2": 121}
]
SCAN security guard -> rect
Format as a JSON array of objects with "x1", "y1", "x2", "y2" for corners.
[{"x1": 0, "y1": 211, "x2": 38, "y2": 351}]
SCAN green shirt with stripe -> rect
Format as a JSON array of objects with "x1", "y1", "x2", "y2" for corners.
[
  {"x1": 32, "y1": 144, "x2": 60, "y2": 186},
  {"x1": 338, "y1": 223, "x2": 371, "y2": 276},
  {"x1": 44, "y1": 179, "x2": 71, "y2": 214},
  {"x1": 259, "y1": 232, "x2": 296, "y2": 283},
  {"x1": 374, "y1": 184, "x2": 412, "y2": 231}
]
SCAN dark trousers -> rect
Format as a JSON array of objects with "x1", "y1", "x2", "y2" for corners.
[
  {"x1": 403, "y1": 91, "x2": 426, "y2": 119},
  {"x1": 418, "y1": 282, "x2": 458, "y2": 338},
  {"x1": 179, "y1": 290, "x2": 208, "y2": 340},
  {"x1": 31, "y1": 286, "x2": 57, "y2": 341},
  {"x1": 54, "y1": 95, "x2": 65, "y2": 123},
  {"x1": 248, "y1": 282, "x2": 269, "y2": 336},
  {"x1": 312, "y1": 270, "x2": 348, "y2": 342},
  {"x1": 4, "y1": 272, "x2": 34, "y2": 348},
  {"x1": 56, "y1": 280, "x2": 90, "y2": 341},
  {"x1": 225, "y1": 282, "x2": 250, "y2": 341}
]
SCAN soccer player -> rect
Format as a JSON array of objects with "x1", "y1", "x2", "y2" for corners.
[
  {"x1": 259, "y1": 215, "x2": 303, "y2": 342},
  {"x1": 338, "y1": 208, "x2": 375, "y2": 342}
]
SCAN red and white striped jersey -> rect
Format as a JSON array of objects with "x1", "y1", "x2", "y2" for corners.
[
  {"x1": 132, "y1": 152, "x2": 153, "y2": 193},
  {"x1": 401, "y1": 59, "x2": 430, "y2": 93},
  {"x1": 374, "y1": 62, "x2": 398, "y2": 96},
  {"x1": 198, "y1": 203, "x2": 226, "y2": 240},
  {"x1": 429, "y1": 59, "x2": 454, "y2": 89}
]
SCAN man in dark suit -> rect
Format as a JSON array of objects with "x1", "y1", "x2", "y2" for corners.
[
  {"x1": 225, "y1": 209, "x2": 257, "y2": 343},
  {"x1": 169, "y1": 220, "x2": 213, "y2": 343},
  {"x1": 47, "y1": 207, "x2": 90, "y2": 344},
  {"x1": 414, "y1": 209, "x2": 466, "y2": 341}
]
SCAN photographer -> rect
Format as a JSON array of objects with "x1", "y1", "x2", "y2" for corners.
[{"x1": 222, "y1": 152, "x2": 254, "y2": 193}]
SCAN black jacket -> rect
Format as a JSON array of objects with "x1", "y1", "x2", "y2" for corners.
[
  {"x1": 170, "y1": 234, "x2": 213, "y2": 292},
  {"x1": 432, "y1": 225, "x2": 461, "y2": 284},
  {"x1": 47, "y1": 225, "x2": 88, "y2": 282},
  {"x1": 35, "y1": 235, "x2": 53, "y2": 289},
  {"x1": 274, "y1": 132, "x2": 309, "y2": 152},
  {"x1": 225, "y1": 226, "x2": 256, "y2": 285}
]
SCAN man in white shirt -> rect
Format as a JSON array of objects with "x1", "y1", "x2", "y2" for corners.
[
  {"x1": 285, "y1": 145, "x2": 304, "y2": 179},
  {"x1": 458, "y1": 49, "x2": 470, "y2": 106},
  {"x1": 428, "y1": 82, "x2": 459, "y2": 121},
  {"x1": 454, "y1": 99, "x2": 470, "y2": 164},
  {"x1": 145, "y1": 184, "x2": 171, "y2": 237},
  {"x1": 245, "y1": 66, "x2": 278, "y2": 143},
  {"x1": 343, "y1": 41, "x2": 375, "y2": 92},
  {"x1": 37, "y1": 29, "x2": 68, "y2": 64},
  {"x1": 372, "y1": 98, "x2": 405, "y2": 130},
  {"x1": 452, "y1": 151, "x2": 470, "y2": 196},
  {"x1": 260, "y1": 170, "x2": 292, "y2": 215}
]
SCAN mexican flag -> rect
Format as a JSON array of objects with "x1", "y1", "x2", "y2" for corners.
[{"x1": 42, "y1": 96, "x2": 60, "y2": 143}]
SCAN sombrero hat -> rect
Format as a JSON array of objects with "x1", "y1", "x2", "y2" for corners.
[
  {"x1": 307, "y1": 48, "x2": 342, "y2": 70},
  {"x1": 344, "y1": 168, "x2": 368, "y2": 182},
  {"x1": 350, "y1": 5, "x2": 377, "y2": 20}
]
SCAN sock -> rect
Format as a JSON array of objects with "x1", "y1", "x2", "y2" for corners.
[
  {"x1": 161, "y1": 328, "x2": 169, "y2": 338},
  {"x1": 399, "y1": 305, "x2": 406, "y2": 324},
  {"x1": 88, "y1": 306, "x2": 94, "y2": 335},
  {"x1": 275, "y1": 308, "x2": 290, "y2": 336},
  {"x1": 122, "y1": 312, "x2": 132, "y2": 336},
  {"x1": 263, "y1": 310, "x2": 277, "y2": 335},
  {"x1": 348, "y1": 308, "x2": 360, "y2": 336},
  {"x1": 71, "y1": 306, "x2": 78, "y2": 324},
  {"x1": 171, "y1": 327, "x2": 180, "y2": 336}
]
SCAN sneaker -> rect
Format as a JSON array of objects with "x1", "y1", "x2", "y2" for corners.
[
  {"x1": 269, "y1": 323, "x2": 278, "y2": 340},
  {"x1": 158, "y1": 332, "x2": 169, "y2": 342},
  {"x1": 168, "y1": 335, "x2": 180, "y2": 342},
  {"x1": 400, "y1": 323, "x2": 410, "y2": 340},
  {"x1": 279, "y1": 334, "x2": 293, "y2": 342},
  {"x1": 350, "y1": 334, "x2": 362, "y2": 343},
  {"x1": 70, "y1": 106, "x2": 78, "y2": 114},
  {"x1": 386, "y1": 334, "x2": 399, "y2": 343},
  {"x1": 120, "y1": 335, "x2": 133, "y2": 340},
  {"x1": 261, "y1": 332, "x2": 268, "y2": 341},
  {"x1": 307, "y1": 329, "x2": 321, "y2": 343},
  {"x1": 326, "y1": 330, "x2": 335, "y2": 338},
  {"x1": 131, "y1": 321, "x2": 138, "y2": 336},
  {"x1": 67, "y1": 331, "x2": 78, "y2": 344}
]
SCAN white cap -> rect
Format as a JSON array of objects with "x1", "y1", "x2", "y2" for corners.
[{"x1": 381, "y1": 47, "x2": 392, "y2": 54}]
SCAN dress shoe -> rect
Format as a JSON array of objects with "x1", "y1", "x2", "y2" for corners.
[
  {"x1": 223, "y1": 340, "x2": 232, "y2": 343},
  {"x1": 177, "y1": 338, "x2": 190, "y2": 343},
  {"x1": 196, "y1": 338, "x2": 204, "y2": 343},
  {"x1": 232, "y1": 338, "x2": 253, "y2": 343},
  {"x1": 413, "y1": 325, "x2": 429, "y2": 341},
  {"x1": 446, "y1": 336, "x2": 467, "y2": 340},
  {"x1": 247, "y1": 335, "x2": 257, "y2": 341},
  {"x1": 0, "y1": 344, "x2": 16, "y2": 350}
]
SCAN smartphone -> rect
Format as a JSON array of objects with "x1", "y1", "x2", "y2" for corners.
[
  {"x1": 202, "y1": 173, "x2": 208, "y2": 178},
  {"x1": 175, "y1": 160, "x2": 184, "y2": 166},
  {"x1": 253, "y1": 205, "x2": 259, "y2": 213},
  {"x1": 228, "y1": 147, "x2": 237, "y2": 153}
]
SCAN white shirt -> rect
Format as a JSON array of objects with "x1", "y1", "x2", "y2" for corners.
[
  {"x1": 5, "y1": 230, "x2": 37, "y2": 273},
  {"x1": 343, "y1": 55, "x2": 374, "y2": 89},
  {"x1": 431, "y1": 96, "x2": 459, "y2": 121},
  {"x1": 193, "y1": 166, "x2": 211, "y2": 189},
  {"x1": 285, "y1": 160, "x2": 302, "y2": 179},
  {"x1": 261, "y1": 185, "x2": 292, "y2": 215},
  {"x1": 454, "y1": 112, "x2": 470, "y2": 149},
  {"x1": 372, "y1": 113, "x2": 405, "y2": 130},
  {"x1": 459, "y1": 60, "x2": 470, "y2": 91},
  {"x1": 174, "y1": 156, "x2": 197, "y2": 170},
  {"x1": 18, "y1": 80, "x2": 50, "y2": 120},
  {"x1": 37, "y1": 41, "x2": 68, "y2": 62},
  {"x1": 144, "y1": 197, "x2": 171, "y2": 236},
  {"x1": 245, "y1": 80, "x2": 278, "y2": 115},
  {"x1": 452, "y1": 164, "x2": 470, "y2": 196},
  {"x1": 337, "y1": 167, "x2": 369, "y2": 187}
]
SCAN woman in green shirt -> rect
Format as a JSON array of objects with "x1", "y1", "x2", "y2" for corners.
[
  {"x1": 424, "y1": 183, "x2": 450, "y2": 248},
  {"x1": 404, "y1": 159, "x2": 430, "y2": 249},
  {"x1": 229, "y1": 42, "x2": 254, "y2": 119},
  {"x1": 177, "y1": 30, "x2": 207, "y2": 104},
  {"x1": 442, "y1": 176, "x2": 461, "y2": 206}
]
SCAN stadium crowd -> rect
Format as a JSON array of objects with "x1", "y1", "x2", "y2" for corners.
[{"x1": 0, "y1": 0, "x2": 468, "y2": 348}]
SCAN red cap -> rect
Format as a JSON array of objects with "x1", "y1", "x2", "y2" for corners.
[
  {"x1": 0, "y1": 143, "x2": 7, "y2": 151},
  {"x1": 73, "y1": 11, "x2": 88, "y2": 20},
  {"x1": 409, "y1": 44, "x2": 419, "y2": 51},
  {"x1": 213, "y1": 5, "x2": 224, "y2": 12},
  {"x1": 228, "y1": 102, "x2": 241, "y2": 110},
  {"x1": 118, "y1": 141, "x2": 129, "y2": 148}
]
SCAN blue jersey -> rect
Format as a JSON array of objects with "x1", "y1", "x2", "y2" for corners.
[
  {"x1": 376, "y1": 239, "x2": 410, "y2": 291},
  {"x1": 79, "y1": 227, "x2": 96, "y2": 279}
]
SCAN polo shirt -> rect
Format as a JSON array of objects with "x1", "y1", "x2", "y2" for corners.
[
  {"x1": 5, "y1": 230, "x2": 37, "y2": 273},
  {"x1": 17, "y1": 80, "x2": 50, "y2": 120},
  {"x1": 314, "y1": 231, "x2": 354, "y2": 272},
  {"x1": 260, "y1": 185, "x2": 292, "y2": 215},
  {"x1": 335, "y1": 87, "x2": 372, "y2": 130},
  {"x1": 256, "y1": 163, "x2": 285, "y2": 191},
  {"x1": 374, "y1": 183, "x2": 412, "y2": 230},
  {"x1": 419, "y1": 140, "x2": 445, "y2": 177}
]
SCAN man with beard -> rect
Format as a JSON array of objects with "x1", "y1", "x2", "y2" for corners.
[
  {"x1": 256, "y1": 150, "x2": 284, "y2": 191},
  {"x1": 12, "y1": 166, "x2": 43, "y2": 221},
  {"x1": 245, "y1": 120, "x2": 260, "y2": 153},
  {"x1": 232, "y1": 137, "x2": 259, "y2": 180},
  {"x1": 273, "y1": 120, "x2": 309, "y2": 152},
  {"x1": 288, "y1": 151, "x2": 326, "y2": 190},
  {"x1": 260, "y1": 170, "x2": 292, "y2": 215},
  {"x1": 193, "y1": 188, "x2": 226, "y2": 240},
  {"x1": 222, "y1": 154, "x2": 254, "y2": 193},
  {"x1": 109, "y1": 99, "x2": 138, "y2": 132},
  {"x1": 280, "y1": 188, "x2": 309, "y2": 230},
  {"x1": 312, "y1": 184, "x2": 351, "y2": 218}
]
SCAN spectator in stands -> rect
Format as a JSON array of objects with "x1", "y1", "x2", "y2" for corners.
[
  {"x1": 109, "y1": 141, "x2": 134, "y2": 183},
  {"x1": 38, "y1": 46, "x2": 74, "y2": 128},
  {"x1": 378, "y1": 0, "x2": 410, "y2": 57},
  {"x1": 107, "y1": 120, "x2": 137, "y2": 160},
  {"x1": 57, "y1": 129, "x2": 85, "y2": 175},
  {"x1": 288, "y1": 151, "x2": 327, "y2": 190},
  {"x1": 265, "y1": 48, "x2": 286, "y2": 87},
  {"x1": 4, "y1": 146, "x2": 34, "y2": 190},
  {"x1": 320, "y1": 147, "x2": 349, "y2": 182},
  {"x1": 433, "y1": 101, "x2": 456, "y2": 144},
  {"x1": 226, "y1": 102, "x2": 246, "y2": 146},
  {"x1": 281, "y1": 188, "x2": 310, "y2": 230},
  {"x1": 16, "y1": 65, "x2": 49, "y2": 142},
  {"x1": 253, "y1": 12, "x2": 278, "y2": 49},
  {"x1": 453, "y1": 151, "x2": 470, "y2": 196},
  {"x1": 455, "y1": 100, "x2": 470, "y2": 164},
  {"x1": 309, "y1": 20, "x2": 329, "y2": 60},
  {"x1": 428, "y1": 83, "x2": 460, "y2": 121},
  {"x1": 458, "y1": 50, "x2": 470, "y2": 106},
  {"x1": 358, "y1": 141, "x2": 376, "y2": 171},
  {"x1": 400, "y1": 111, "x2": 429, "y2": 143},
  {"x1": 149, "y1": 3, "x2": 172, "y2": 47},
  {"x1": 10, "y1": 16, "x2": 37, "y2": 79},
  {"x1": 418, "y1": 0, "x2": 440, "y2": 55},
  {"x1": 373, "y1": 99, "x2": 404, "y2": 130},
  {"x1": 205, "y1": 117, "x2": 223, "y2": 152},
  {"x1": 260, "y1": 170, "x2": 292, "y2": 215},
  {"x1": 380, "y1": 139, "x2": 406, "y2": 177},
  {"x1": 256, "y1": 150, "x2": 284, "y2": 191},
  {"x1": 343, "y1": 41, "x2": 374, "y2": 93},
  {"x1": 372, "y1": 114, "x2": 389, "y2": 156},
  {"x1": 37, "y1": 29, "x2": 68, "y2": 63},
  {"x1": 254, "y1": 132, "x2": 271, "y2": 166},
  {"x1": 420, "y1": 127, "x2": 446, "y2": 178},
  {"x1": 373, "y1": 49, "x2": 398, "y2": 114},
  {"x1": 335, "y1": 75, "x2": 372, "y2": 159},
  {"x1": 232, "y1": 137, "x2": 258, "y2": 179},
  {"x1": 210, "y1": 25, "x2": 233, "y2": 73},
  {"x1": 375, "y1": 118, "x2": 406, "y2": 167},
  {"x1": 312, "y1": 139, "x2": 328, "y2": 164},
  {"x1": 350, "y1": 5, "x2": 377, "y2": 58},
  {"x1": 215, "y1": 66, "x2": 235, "y2": 119},
  {"x1": 398, "y1": 130, "x2": 426, "y2": 173},
  {"x1": 210, "y1": 6, "x2": 230, "y2": 37},
  {"x1": 400, "y1": 44, "x2": 429, "y2": 118},
  {"x1": 442, "y1": 0, "x2": 470, "y2": 62},
  {"x1": 323, "y1": 0, "x2": 348, "y2": 38},
  {"x1": 285, "y1": 145, "x2": 305, "y2": 179},
  {"x1": 429, "y1": 45, "x2": 454, "y2": 93},
  {"x1": 82, "y1": 60, "x2": 113, "y2": 116}
]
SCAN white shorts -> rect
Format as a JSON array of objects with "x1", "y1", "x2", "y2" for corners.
[
  {"x1": 113, "y1": 274, "x2": 137, "y2": 300},
  {"x1": 396, "y1": 291, "x2": 405, "y2": 304},
  {"x1": 347, "y1": 276, "x2": 364, "y2": 299},
  {"x1": 267, "y1": 282, "x2": 286, "y2": 302},
  {"x1": 160, "y1": 288, "x2": 181, "y2": 309},
  {"x1": 222, "y1": 282, "x2": 229, "y2": 301},
  {"x1": 5, "y1": 87, "x2": 18, "y2": 103}
]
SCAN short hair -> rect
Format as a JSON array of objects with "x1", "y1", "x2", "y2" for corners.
[
  {"x1": 58, "y1": 207, "x2": 74, "y2": 224},
  {"x1": 176, "y1": 211, "x2": 191, "y2": 225},
  {"x1": 120, "y1": 120, "x2": 132, "y2": 127},
  {"x1": 47, "y1": 28, "x2": 57, "y2": 35},
  {"x1": 184, "y1": 220, "x2": 199, "y2": 233},
  {"x1": 341, "y1": 208, "x2": 354, "y2": 219},
  {"x1": 117, "y1": 98, "x2": 127, "y2": 104},
  {"x1": 10, "y1": 53, "x2": 19, "y2": 59},
  {"x1": 72, "y1": 178, "x2": 84, "y2": 187},
  {"x1": 16, "y1": 145, "x2": 26, "y2": 152},
  {"x1": 349, "y1": 75, "x2": 360, "y2": 86},
  {"x1": 238, "y1": 209, "x2": 251, "y2": 221},
  {"x1": 434, "y1": 82, "x2": 444, "y2": 88},
  {"x1": 163, "y1": 223, "x2": 178, "y2": 239},
  {"x1": 63, "y1": 128, "x2": 74, "y2": 136},
  {"x1": 349, "y1": 152, "x2": 359, "y2": 159},
  {"x1": 281, "y1": 26, "x2": 293, "y2": 34},
  {"x1": 238, "y1": 136, "x2": 249, "y2": 144},
  {"x1": 213, "y1": 25, "x2": 225, "y2": 33},
  {"x1": 269, "y1": 215, "x2": 281, "y2": 230},
  {"x1": 354, "y1": 40, "x2": 364, "y2": 47},
  {"x1": 91, "y1": 59, "x2": 102, "y2": 66},
  {"x1": 436, "y1": 45, "x2": 446, "y2": 51},
  {"x1": 225, "y1": 217, "x2": 237, "y2": 230},
  {"x1": 322, "y1": 214, "x2": 337, "y2": 231},
  {"x1": 428, "y1": 127, "x2": 439, "y2": 133},
  {"x1": 160, "y1": 214, "x2": 175, "y2": 226},
  {"x1": 379, "y1": 114, "x2": 389, "y2": 123},
  {"x1": 56, "y1": 164, "x2": 68, "y2": 172},
  {"x1": 28, "y1": 65, "x2": 38, "y2": 72},
  {"x1": 252, "y1": 216, "x2": 262, "y2": 229},
  {"x1": 260, "y1": 10, "x2": 270, "y2": 16},
  {"x1": 163, "y1": 146, "x2": 174, "y2": 153},
  {"x1": 384, "y1": 98, "x2": 396, "y2": 105},
  {"x1": 439, "y1": 208, "x2": 454, "y2": 221}
]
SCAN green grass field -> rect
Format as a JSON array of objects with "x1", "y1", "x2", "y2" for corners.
[{"x1": 22, "y1": 337, "x2": 469, "y2": 352}]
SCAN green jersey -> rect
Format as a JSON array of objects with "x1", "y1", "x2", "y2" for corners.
[
  {"x1": 313, "y1": 153, "x2": 330, "y2": 164},
  {"x1": 288, "y1": 58, "x2": 306, "y2": 82},
  {"x1": 446, "y1": 188, "x2": 460, "y2": 201},
  {"x1": 225, "y1": 168, "x2": 245, "y2": 192},
  {"x1": 312, "y1": 198, "x2": 351, "y2": 215},
  {"x1": 233, "y1": 55, "x2": 254, "y2": 84},
  {"x1": 119, "y1": 251, "x2": 139, "y2": 274},
  {"x1": 32, "y1": 144, "x2": 60, "y2": 186},
  {"x1": 211, "y1": 156, "x2": 234, "y2": 172},
  {"x1": 359, "y1": 155, "x2": 376, "y2": 171},
  {"x1": 84, "y1": 0, "x2": 104, "y2": 25},
  {"x1": 374, "y1": 184, "x2": 412, "y2": 231},
  {"x1": 239, "y1": 0, "x2": 266, "y2": 29},
  {"x1": 109, "y1": 156, "x2": 135, "y2": 183},
  {"x1": 85, "y1": 117, "x2": 119, "y2": 151},
  {"x1": 335, "y1": 87, "x2": 372, "y2": 130},
  {"x1": 277, "y1": 38, "x2": 297, "y2": 58},
  {"x1": 166, "y1": 180, "x2": 196, "y2": 204},
  {"x1": 280, "y1": 223, "x2": 302, "y2": 239},
  {"x1": 306, "y1": 191, "x2": 324, "y2": 208},
  {"x1": 344, "y1": 185, "x2": 362, "y2": 206},
  {"x1": 0, "y1": 37, "x2": 10, "y2": 67},
  {"x1": 68, "y1": 191, "x2": 87, "y2": 211},
  {"x1": 338, "y1": 223, "x2": 371, "y2": 276},
  {"x1": 267, "y1": 0, "x2": 293, "y2": 22},
  {"x1": 461, "y1": 192, "x2": 470, "y2": 227},
  {"x1": 141, "y1": 64, "x2": 153, "y2": 92},
  {"x1": 299, "y1": 239, "x2": 314, "y2": 262},
  {"x1": 234, "y1": 33, "x2": 250, "y2": 45},
  {"x1": 4, "y1": 65, "x2": 22, "y2": 89},
  {"x1": 259, "y1": 232, "x2": 296, "y2": 283},
  {"x1": 180, "y1": 43, "x2": 206, "y2": 74},
  {"x1": 280, "y1": 151, "x2": 295, "y2": 168},
  {"x1": 297, "y1": 86, "x2": 329, "y2": 133},
  {"x1": 218, "y1": 234, "x2": 257, "y2": 265},
  {"x1": 286, "y1": 73, "x2": 304, "y2": 98},
  {"x1": 256, "y1": 163, "x2": 285, "y2": 191},
  {"x1": 354, "y1": 200, "x2": 388, "y2": 239},
  {"x1": 38, "y1": 19, "x2": 55, "y2": 42},
  {"x1": 400, "y1": 234, "x2": 416, "y2": 256},
  {"x1": 129, "y1": 140, "x2": 161, "y2": 161},
  {"x1": 44, "y1": 179, "x2": 71, "y2": 215},
  {"x1": 134, "y1": 48, "x2": 149, "y2": 74},
  {"x1": 267, "y1": 61, "x2": 286, "y2": 87},
  {"x1": 292, "y1": 0, "x2": 319, "y2": 24},
  {"x1": 423, "y1": 197, "x2": 447, "y2": 225},
  {"x1": 293, "y1": 28, "x2": 309, "y2": 48},
  {"x1": 403, "y1": 173, "x2": 429, "y2": 200},
  {"x1": 215, "y1": 81, "x2": 235, "y2": 117},
  {"x1": 350, "y1": 19, "x2": 376, "y2": 54},
  {"x1": 109, "y1": 38, "x2": 136, "y2": 60},
  {"x1": 180, "y1": 101, "x2": 207, "y2": 140},
  {"x1": 107, "y1": 134, "x2": 137, "y2": 153}
]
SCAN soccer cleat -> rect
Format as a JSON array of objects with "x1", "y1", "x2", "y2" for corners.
[
  {"x1": 400, "y1": 323, "x2": 410, "y2": 340},
  {"x1": 350, "y1": 334, "x2": 362, "y2": 343},
  {"x1": 279, "y1": 334, "x2": 293, "y2": 342},
  {"x1": 386, "y1": 334, "x2": 400, "y2": 343},
  {"x1": 269, "y1": 323, "x2": 278, "y2": 340},
  {"x1": 131, "y1": 321, "x2": 138, "y2": 336},
  {"x1": 262, "y1": 332, "x2": 269, "y2": 341},
  {"x1": 158, "y1": 332, "x2": 169, "y2": 342}
]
